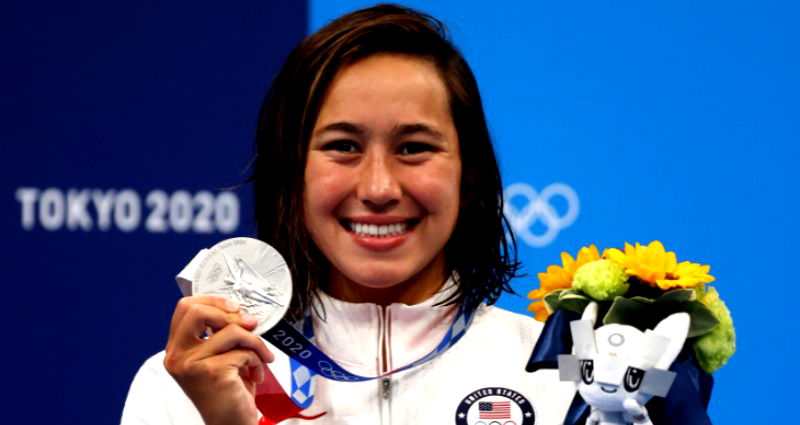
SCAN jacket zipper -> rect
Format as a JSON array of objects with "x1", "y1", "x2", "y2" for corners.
[
  {"x1": 382, "y1": 377, "x2": 391, "y2": 399},
  {"x1": 378, "y1": 305, "x2": 392, "y2": 424}
]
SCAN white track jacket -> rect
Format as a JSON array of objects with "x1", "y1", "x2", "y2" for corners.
[{"x1": 121, "y1": 285, "x2": 575, "y2": 425}]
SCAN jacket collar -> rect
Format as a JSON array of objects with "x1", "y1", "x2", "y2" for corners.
[{"x1": 311, "y1": 275, "x2": 460, "y2": 375}]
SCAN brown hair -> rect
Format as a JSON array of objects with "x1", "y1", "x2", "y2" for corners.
[{"x1": 252, "y1": 4, "x2": 520, "y2": 319}]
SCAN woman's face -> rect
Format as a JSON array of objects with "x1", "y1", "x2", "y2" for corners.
[{"x1": 304, "y1": 53, "x2": 461, "y2": 304}]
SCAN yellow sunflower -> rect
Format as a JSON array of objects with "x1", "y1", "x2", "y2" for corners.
[
  {"x1": 528, "y1": 245, "x2": 601, "y2": 320},
  {"x1": 605, "y1": 241, "x2": 714, "y2": 290},
  {"x1": 668, "y1": 261, "x2": 715, "y2": 289}
]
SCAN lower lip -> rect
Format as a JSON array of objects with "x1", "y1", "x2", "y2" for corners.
[{"x1": 349, "y1": 229, "x2": 410, "y2": 252}]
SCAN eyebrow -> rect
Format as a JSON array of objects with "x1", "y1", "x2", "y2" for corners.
[
  {"x1": 313, "y1": 121, "x2": 444, "y2": 140},
  {"x1": 391, "y1": 123, "x2": 444, "y2": 140},
  {"x1": 313, "y1": 121, "x2": 365, "y2": 137}
]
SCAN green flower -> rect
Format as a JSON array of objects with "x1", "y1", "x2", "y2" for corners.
[
  {"x1": 573, "y1": 259, "x2": 630, "y2": 301},
  {"x1": 693, "y1": 286, "x2": 735, "y2": 373}
]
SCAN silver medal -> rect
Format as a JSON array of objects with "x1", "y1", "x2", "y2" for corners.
[{"x1": 187, "y1": 237, "x2": 292, "y2": 335}]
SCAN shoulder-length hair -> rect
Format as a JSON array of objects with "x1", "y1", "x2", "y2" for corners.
[{"x1": 252, "y1": 4, "x2": 520, "y2": 319}]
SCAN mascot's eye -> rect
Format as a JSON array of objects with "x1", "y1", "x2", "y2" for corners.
[
  {"x1": 624, "y1": 367, "x2": 645, "y2": 392},
  {"x1": 580, "y1": 360, "x2": 594, "y2": 384}
]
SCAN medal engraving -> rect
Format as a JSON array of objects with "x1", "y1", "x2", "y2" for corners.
[{"x1": 191, "y1": 238, "x2": 292, "y2": 335}]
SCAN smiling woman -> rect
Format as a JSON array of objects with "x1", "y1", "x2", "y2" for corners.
[
  {"x1": 252, "y1": 4, "x2": 521, "y2": 322},
  {"x1": 305, "y1": 53, "x2": 461, "y2": 305},
  {"x1": 121, "y1": 4, "x2": 577, "y2": 425}
]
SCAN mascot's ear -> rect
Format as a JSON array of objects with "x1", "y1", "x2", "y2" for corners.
[
  {"x1": 581, "y1": 301, "x2": 599, "y2": 327},
  {"x1": 571, "y1": 302, "x2": 599, "y2": 358},
  {"x1": 650, "y1": 312, "x2": 690, "y2": 370}
]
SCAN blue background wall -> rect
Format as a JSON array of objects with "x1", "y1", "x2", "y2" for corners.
[
  {"x1": 3, "y1": 1, "x2": 798, "y2": 423},
  {"x1": 2, "y1": 1, "x2": 306, "y2": 423}
]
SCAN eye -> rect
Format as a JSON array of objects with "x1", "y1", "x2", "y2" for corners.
[
  {"x1": 623, "y1": 367, "x2": 645, "y2": 392},
  {"x1": 397, "y1": 142, "x2": 435, "y2": 155},
  {"x1": 322, "y1": 140, "x2": 359, "y2": 153},
  {"x1": 580, "y1": 360, "x2": 594, "y2": 384}
]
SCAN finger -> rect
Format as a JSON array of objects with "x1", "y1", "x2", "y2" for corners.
[
  {"x1": 242, "y1": 364, "x2": 266, "y2": 384},
  {"x1": 213, "y1": 348, "x2": 263, "y2": 395},
  {"x1": 243, "y1": 363, "x2": 266, "y2": 396},
  {"x1": 218, "y1": 348, "x2": 263, "y2": 370},
  {"x1": 252, "y1": 364, "x2": 265, "y2": 384},
  {"x1": 181, "y1": 348, "x2": 263, "y2": 384},
  {"x1": 169, "y1": 295, "x2": 242, "y2": 340},
  {"x1": 172, "y1": 303, "x2": 258, "y2": 351},
  {"x1": 169, "y1": 303, "x2": 258, "y2": 352},
  {"x1": 193, "y1": 323, "x2": 274, "y2": 364},
  {"x1": 230, "y1": 350, "x2": 264, "y2": 394}
]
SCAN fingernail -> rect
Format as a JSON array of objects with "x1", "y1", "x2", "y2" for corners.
[
  {"x1": 225, "y1": 299, "x2": 239, "y2": 312},
  {"x1": 241, "y1": 313, "x2": 257, "y2": 323}
]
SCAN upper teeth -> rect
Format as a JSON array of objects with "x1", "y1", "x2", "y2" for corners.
[{"x1": 351, "y1": 222, "x2": 407, "y2": 237}]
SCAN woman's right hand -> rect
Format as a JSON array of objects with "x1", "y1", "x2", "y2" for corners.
[{"x1": 164, "y1": 295, "x2": 275, "y2": 425}]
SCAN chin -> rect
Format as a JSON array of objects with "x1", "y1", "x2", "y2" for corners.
[
  {"x1": 323, "y1": 248, "x2": 448, "y2": 303},
  {"x1": 347, "y1": 268, "x2": 411, "y2": 289}
]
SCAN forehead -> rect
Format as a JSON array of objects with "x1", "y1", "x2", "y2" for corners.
[{"x1": 314, "y1": 53, "x2": 452, "y2": 130}]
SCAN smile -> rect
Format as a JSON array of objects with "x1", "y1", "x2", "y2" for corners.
[
  {"x1": 341, "y1": 219, "x2": 419, "y2": 238},
  {"x1": 600, "y1": 385, "x2": 617, "y2": 393}
]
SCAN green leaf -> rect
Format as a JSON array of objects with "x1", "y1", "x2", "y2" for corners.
[
  {"x1": 543, "y1": 290, "x2": 563, "y2": 312},
  {"x1": 604, "y1": 296, "x2": 659, "y2": 330},
  {"x1": 659, "y1": 289, "x2": 696, "y2": 303},
  {"x1": 560, "y1": 288, "x2": 579, "y2": 298},
  {"x1": 683, "y1": 302, "x2": 720, "y2": 338},
  {"x1": 602, "y1": 293, "x2": 720, "y2": 337},
  {"x1": 541, "y1": 289, "x2": 591, "y2": 315},
  {"x1": 559, "y1": 296, "x2": 591, "y2": 314},
  {"x1": 560, "y1": 293, "x2": 589, "y2": 302}
]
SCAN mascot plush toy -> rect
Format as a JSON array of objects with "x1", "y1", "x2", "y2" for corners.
[{"x1": 558, "y1": 302, "x2": 690, "y2": 425}]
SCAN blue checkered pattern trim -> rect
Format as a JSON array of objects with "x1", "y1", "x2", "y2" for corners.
[{"x1": 289, "y1": 317, "x2": 318, "y2": 408}]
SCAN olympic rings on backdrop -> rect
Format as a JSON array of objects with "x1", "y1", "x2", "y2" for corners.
[{"x1": 503, "y1": 182, "x2": 579, "y2": 248}]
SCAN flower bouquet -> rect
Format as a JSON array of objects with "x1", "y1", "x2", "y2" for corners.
[{"x1": 526, "y1": 241, "x2": 734, "y2": 425}]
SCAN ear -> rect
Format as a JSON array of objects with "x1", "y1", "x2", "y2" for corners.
[
  {"x1": 651, "y1": 312, "x2": 690, "y2": 370},
  {"x1": 570, "y1": 319, "x2": 597, "y2": 358},
  {"x1": 634, "y1": 332, "x2": 669, "y2": 370},
  {"x1": 581, "y1": 301, "x2": 599, "y2": 327}
]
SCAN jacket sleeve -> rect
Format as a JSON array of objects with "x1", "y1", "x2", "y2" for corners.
[{"x1": 120, "y1": 351, "x2": 204, "y2": 425}]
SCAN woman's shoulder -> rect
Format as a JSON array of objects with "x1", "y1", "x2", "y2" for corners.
[
  {"x1": 124, "y1": 350, "x2": 170, "y2": 392},
  {"x1": 475, "y1": 304, "x2": 544, "y2": 330}
]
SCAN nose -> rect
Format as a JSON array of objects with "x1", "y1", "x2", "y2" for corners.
[{"x1": 357, "y1": 149, "x2": 401, "y2": 210}]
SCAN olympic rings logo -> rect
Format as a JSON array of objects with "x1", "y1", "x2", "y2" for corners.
[
  {"x1": 317, "y1": 360, "x2": 354, "y2": 381},
  {"x1": 503, "y1": 182, "x2": 579, "y2": 248}
]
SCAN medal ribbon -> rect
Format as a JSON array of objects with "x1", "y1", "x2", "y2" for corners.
[
  {"x1": 264, "y1": 300, "x2": 475, "y2": 408},
  {"x1": 178, "y1": 243, "x2": 475, "y2": 422}
]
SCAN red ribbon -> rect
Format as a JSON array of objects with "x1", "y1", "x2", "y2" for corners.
[{"x1": 255, "y1": 365, "x2": 326, "y2": 425}]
